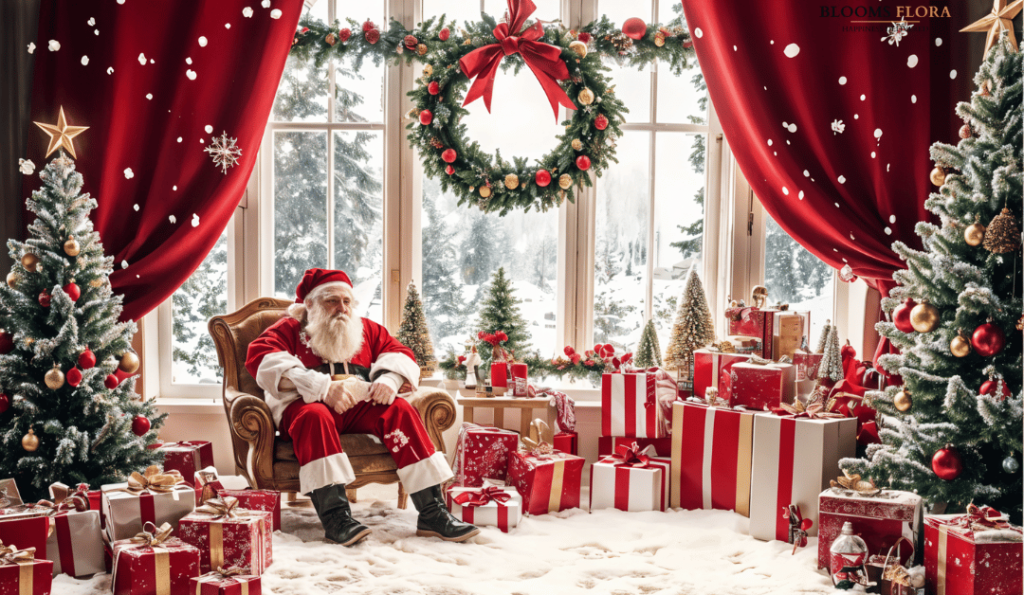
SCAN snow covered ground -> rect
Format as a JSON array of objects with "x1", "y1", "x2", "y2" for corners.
[{"x1": 53, "y1": 493, "x2": 839, "y2": 595}]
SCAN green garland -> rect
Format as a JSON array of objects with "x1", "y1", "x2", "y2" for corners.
[{"x1": 290, "y1": 14, "x2": 695, "y2": 214}]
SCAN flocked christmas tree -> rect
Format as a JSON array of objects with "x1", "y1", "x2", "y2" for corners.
[
  {"x1": 842, "y1": 36, "x2": 1022, "y2": 521},
  {"x1": 633, "y1": 319, "x2": 662, "y2": 368},
  {"x1": 476, "y1": 267, "x2": 531, "y2": 364},
  {"x1": 815, "y1": 319, "x2": 833, "y2": 354},
  {"x1": 0, "y1": 140, "x2": 164, "y2": 499},
  {"x1": 819, "y1": 325, "x2": 845, "y2": 384},
  {"x1": 664, "y1": 267, "x2": 714, "y2": 374},
  {"x1": 396, "y1": 280, "x2": 436, "y2": 378}
]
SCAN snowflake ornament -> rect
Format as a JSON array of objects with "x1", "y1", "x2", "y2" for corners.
[
  {"x1": 831, "y1": 120, "x2": 845, "y2": 135},
  {"x1": 883, "y1": 19, "x2": 913, "y2": 46},
  {"x1": 204, "y1": 132, "x2": 242, "y2": 174}
]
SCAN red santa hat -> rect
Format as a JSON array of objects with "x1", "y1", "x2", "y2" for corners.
[{"x1": 287, "y1": 268, "x2": 354, "y2": 319}]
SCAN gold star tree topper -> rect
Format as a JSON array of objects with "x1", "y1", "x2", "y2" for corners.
[
  {"x1": 34, "y1": 106, "x2": 88, "y2": 160},
  {"x1": 961, "y1": 0, "x2": 1024, "y2": 55}
]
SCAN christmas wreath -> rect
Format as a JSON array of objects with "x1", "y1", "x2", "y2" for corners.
[{"x1": 289, "y1": 1, "x2": 695, "y2": 214}]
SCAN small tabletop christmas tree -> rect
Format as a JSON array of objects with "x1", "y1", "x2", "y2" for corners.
[
  {"x1": 0, "y1": 114, "x2": 164, "y2": 498},
  {"x1": 476, "y1": 267, "x2": 531, "y2": 364},
  {"x1": 815, "y1": 319, "x2": 833, "y2": 354},
  {"x1": 818, "y1": 325, "x2": 845, "y2": 385},
  {"x1": 396, "y1": 280, "x2": 436, "y2": 378},
  {"x1": 664, "y1": 267, "x2": 714, "y2": 375},
  {"x1": 633, "y1": 319, "x2": 662, "y2": 369}
]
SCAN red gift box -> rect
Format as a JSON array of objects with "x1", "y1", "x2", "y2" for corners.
[
  {"x1": 724, "y1": 309, "x2": 808, "y2": 360},
  {"x1": 216, "y1": 490, "x2": 281, "y2": 532},
  {"x1": 552, "y1": 432, "x2": 577, "y2": 456},
  {"x1": 793, "y1": 351, "x2": 823, "y2": 382},
  {"x1": 728, "y1": 362, "x2": 796, "y2": 410},
  {"x1": 670, "y1": 401, "x2": 756, "y2": 515},
  {"x1": 507, "y1": 450, "x2": 584, "y2": 516},
  {"x1": 490, "y1": 362, "x2": 509, "y2": 389},
  {"x1": 601, "y1": 372, "x2": 664, "y2": 438},
  {"x1": 190, "y1": 570, "x2": 262, "y2": 595},
  {"x1": 816, "y1": 488, "x2": 923, "y2": 570},
  {"x1": 726, "y1": 307, "x2": 766, "y2": 338},
  {"x1": 177, "y1": 499, "x2": 272, "y2": 575},
  {"x1": 692, "y1": 349, "x2": 751, "y2": 402},
  {"x1": 0, "y1": 512, "x2": 49, "y2": 561},
  {"x1": 451, "y1": 423, "x2": 520, "y2": 488},
  {"x1": 157, "y1": 442, "x2": 215, "y2": 485},
  {"x1": 0, "y1": 546, "x2": 53, "y2": 595},
  {"x1": 111, "y1": 526, "x2": 201, "y2": 595},
  {"x1": 511, "y1": 363, "x2": 528, "y2": 397},
  {"x1": 589, "y1": 444, "x2": 671, "y2": 512},
  {"x1": 924, "y1": 507, "x2": 1023, "y2": 595},
  {"x1": 598, "y1": 436, "x2": 672, "y2": 458}
]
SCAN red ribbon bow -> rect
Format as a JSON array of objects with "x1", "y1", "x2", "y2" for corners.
[
  {"x1": 453, "y1": 486, "x2": 513, "y2": 507},
  {"x1": 612, "y1": 442, "x2": 650, "y2": 468},
  {"x1": 458, "y1": 0, "x2": 576, "y2": 119}
]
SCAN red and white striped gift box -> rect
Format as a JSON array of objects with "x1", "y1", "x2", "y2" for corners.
[
  {"x1": 45, "y1": 509, "x2": 106, "y2": 577},
  {"x1": 601, "y1": 372, "x2": 664, "y2": 438},
  {"x1": 447, "y1": 484, "x2": 522, "y2": 533},
  {"x1": 589, "y1": 444, "x2": 671, "y2": 513}
]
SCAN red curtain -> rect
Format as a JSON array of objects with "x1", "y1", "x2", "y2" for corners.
[
  {"x1": 24, "y1": 0, "x2": 303, "y2": 321},
  {"x1": 679, "y1": 1, "x2": 971, "y2": 294}
]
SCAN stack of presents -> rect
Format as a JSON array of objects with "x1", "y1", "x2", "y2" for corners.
[
  {"x1": 444, "y1": 305, "x2": 1022, "y2": 594},
  {"x1": 0, "y1": 441, "x2": 282, "y2": 595}
]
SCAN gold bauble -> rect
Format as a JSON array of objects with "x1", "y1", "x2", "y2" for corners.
[
  {"x1": 910, "y1": 302, "x2": 940, "y2": 333},
  {"x1": 118, "y1": 351, "x2": 141, "y2": 374},
  {"x1": 571, "y1": 139, "x2": 583, "y2": 151},
  {"x1": 577, "y1": 87, "x2": 595, "y2": 106},
  {"x1": 654, "y1": 32, "x2": 666, "y2": 47},
  {"x1": 64, "y1": 236, "x2": 80, "y2": 257},
  {"x1": 982, "y1": 207, "x2": 1022, "y2": 254},
  {"x1": 21, "y1": 429, "x2": 39, "y2": 452},
  {"x1": 89, "y1": 278, "x2": 104, "y2": 288},
  {"x1": 569, "y1": 40, "x2": 588, "y2": 58},
  {"x1": 504, "y1": 173, "x2": 519, "y2": 190},
  {"x1": 558, "y1": 173, "x2": 573, "y2": 189},
  {"x1": 893, "y1": 390, "x2": 913, "y2": 412},
  {"x1": 422, "y1": 64, "x2": 433, "y2": 78},
  {"x1": 45, "y1": 365, "x2": 65, "y2": 390},
  {"x1": 964, "y1": 222, "x2": 986, "y2": 247},
  {"x1": 21, "y1": 253, "x2": 40, "y2": 273},
  {"x1": 6, "y1": 271, "x2": 20, "y2": 289},
  {"x1": 929, "y1": 166, "x2": 947, "y2": 187},
  {"x1": 416, "y1": 43, "x2": 428, "y2": 56},
  {"x1": 950, "y1": 334, "x2": 972, "y2": 358},
  {"x1": 478, "y1": 185, "x2": 491, "y2": 199}
]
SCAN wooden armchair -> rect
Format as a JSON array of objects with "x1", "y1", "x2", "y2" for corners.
[{"x1": 208, "y1": 297, "x2": 456, "y2": 509}]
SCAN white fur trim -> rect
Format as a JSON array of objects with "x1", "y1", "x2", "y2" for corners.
[
  {"x1": 396, "y1": 451, "x2": 453, "y2": 494},
  {"x1": 286, "y1": 302, "x2": 306, "y2": 319},
  {"x1": 305, "y1": 281, "x2": 354, "y2": 305},
  {"x1": 299, "y1": 452, "x2": 356, "y2": 494},
  {"x1": 370, "y1": 352, "x2": 420, "y2": 389},
  {"x1": 255, "y1": 351, "x2": 307, "y2": 426}
]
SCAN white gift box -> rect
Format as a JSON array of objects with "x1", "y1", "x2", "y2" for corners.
[
  {"x1": 447, "y1": 481, "x2": 522, "y2": 533},
  {"x1": 589, "y1": 447, "x2": 671, "y2": 512},
  {"x1": 101, "y1": 483, "x2": 196, "y2": 542}
]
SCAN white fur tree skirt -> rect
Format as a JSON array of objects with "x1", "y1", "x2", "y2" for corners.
[{"x1": 54, "y1": 496, "x2": 839, "y2": 595}]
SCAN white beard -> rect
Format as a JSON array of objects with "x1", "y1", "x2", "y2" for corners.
[{"x1": 304, "y1": 303, "x2": 365, "y2": 363}]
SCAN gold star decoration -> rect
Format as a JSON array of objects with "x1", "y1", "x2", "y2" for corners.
[
  {"x1": 961, "y1": 0, "x2": 1023, "y2": 55},
  {"x1": 33, "y1": 106, "x2": 89, "y2": 160}
]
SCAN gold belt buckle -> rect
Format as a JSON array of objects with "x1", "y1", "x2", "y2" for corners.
[{"x1": 332, "y1": 374, "x2": 355, "y2": 381}]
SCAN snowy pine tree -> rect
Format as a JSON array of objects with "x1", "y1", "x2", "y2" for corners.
[
  {"x1": 819, "y1": 325, "x2": 844, "y2": 384},
  {"x1": 842, "y1": 37, "x2": 1023, "y2": 521},
  {"x1": 421, "y1": 190, "x2": 468, "y2": 339},
  {"x1": 476, "y1": 267, "x2": 531, "y2": 364},
  {"x1": 0, "y1": 154, "x2": 164, "y2": 499},
  {"x1": 664, "y1": 268, "x2": 714, "y2": 374},
  {"x1": 815, "y1": 319, "x2": 833, "y2": 354},
  {"x1": 633, "y1": 319, "x2": 662, "y2": 368},
  {"x1": 397, "y1": 281, "x2": 435, "y2": 378}
]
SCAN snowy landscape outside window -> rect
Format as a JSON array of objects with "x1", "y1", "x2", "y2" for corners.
[
  {"x1": 171, "y1": 229, "x2": 228, "y2": 384},
  {"x1": 763, "y1": 213, "x2": 834, "y2": 346}
]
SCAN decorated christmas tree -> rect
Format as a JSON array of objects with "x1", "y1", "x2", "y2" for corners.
[
  {"x1": 0, "y1": 137, "x2": 164, "y2": 499},
  {"x1": 815, "y1": 319, "x2": 833, "y2": 353},
  {"x1": 633, "y1": 319, "x2": 662, "y2": 369},
  {"x1": 396, "y1": 280, "x2": 436, "y2": 378},
  {"x1": 819, "y1": 325, "x2": 845, "y2": 384},
  {"x1": 842, "y1": 37, "x2": 1022, "y2": 521},
  {"x1": 476, "y1": 267, "x2": 531, "y2": 364},
  {"x1": 664, "y1": 267, "x2": 714, "y2": 374}
]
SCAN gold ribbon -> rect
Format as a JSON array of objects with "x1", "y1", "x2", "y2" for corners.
[
  {"x1": 118, "y1": 466, "x2": 188, "y2": 494},
  {"x1": 0, "y1": 541, "x2": 36, "y2": 565},
  {"x1": 937, "y1": 525, "x2": 948, "y2": 595},
  {"x1": 194, "y1": 497, "x2": 246, "y2": 520},
  {"x1": 829, "y1": 471, "x2": 882, "y2": 496},
  {"x1": 547, "y1": 459, "x2": 565, "y2": 513},
  {"x1": 127, "y1": 522, "x2": 175, "y2": 547},
  {"x1": 195, "y1": 567, "x2": 253, "y2": 595}
]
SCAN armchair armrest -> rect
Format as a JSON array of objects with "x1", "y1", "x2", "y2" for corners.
[
  {"x1": 405, "y1": 388, "x2": 456, "y2": 453},
  {"x1": 227, "y1": 387, "x2": 277, "y2": 490}
]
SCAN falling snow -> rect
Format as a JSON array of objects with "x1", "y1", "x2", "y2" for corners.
[
  {"x1": 271, "y1": 8, "x2": 283, "y2": 19},
  {"x1": 48, "y1": 40, "x2": 60, "y2": 51},
  {"x1": 186, "y1": 69, "x2": 197, "y2": 80},
  {"x1": 839, "y1": 76, "x2": 847, "y2": 85},
  {"x1": 81, "y1": 56, "x2": 89, "y2": 65},
  {"x1": 831, "y1": 120, "x2": 845, "y2": 135},
  {"x1": 138, "y1": 53, "x2": 147, "y2": 65},
  {"x1": 169, "y1": 215, "x2": 177, "y2": 224},
  {"x1": 27, "y1": 42, "x2": 35, "y2": 54},
  {"x1": 783, "y1": 43, "x2": 800, "y2": 58},
  {"x1": 123, "y1": 168, "x2": 134, "y2": 179},
  {"x1": 243, "y1": 7, "x2": 254, "y2": 17},
  {"x1": 907, "y1": 55, "x2": 918, "y2": 68}
]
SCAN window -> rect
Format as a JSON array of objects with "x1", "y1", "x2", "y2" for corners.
[{"x1": 764, "y1": 213, "x2": 835, "y2": 346}]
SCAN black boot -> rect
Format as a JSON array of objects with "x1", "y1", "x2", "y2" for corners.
[
  {"x1": 308, "y1": 484, "x2": 371, "y2": 546},
  {"x1": 409, "y1": 484, "x2": 481, "y2": 542}
]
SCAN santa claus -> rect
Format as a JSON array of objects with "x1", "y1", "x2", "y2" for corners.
[{"x1": 245, "y1": 268, "x2": 478, "y2": 545}]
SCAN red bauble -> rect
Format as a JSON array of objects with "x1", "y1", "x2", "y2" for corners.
[
  {"x1": 38, "y1": 289, "x2": 51, "y2": 308},
  {"x1": 622, "y1": 18, "x2": 647, "y2": 40},
  {"x1": 66, "y1": 367, "x2": 83, "y2": 387},
  {"x1": 980, "y1": 378, "x2": 1012, "y2": 401},
  {"x1": 535, "y1": 169, "x2": 551, "y2": 187},
  {"x1": 932, "y1": 445, "x2": 964, "y2": 481},
  {"x1": 892, "y1": 299, "x2": 917, "y2": 333},
  {"x1": 972, "y1": 323, "x2": 1006, "y2": 357},
  {"x1": 365, "y1": 29, "x2": 380, "y2": 44},
  {"x1": 0, "y1": 394, "x2": 8, "y2": 414},
  {"x1": 594, "y1": 114, "x2": 609, "y2": 130},
  {"x1": 428, "y1": 81, "x2": 440, "y2": 95},
  {"x1": 362, "y1": 20, "x2": 376, "y2": 32},
  {"x1": 131, "y1": 415, "x2": 151, "y2": 437},
  {"x1": 404, "y1": 34, "x2": 418, "y2": 50},
  {"x1": 63, "y1": 282, "x2": 81, "y2": 302},
  {"x1": 445, "y1": 165, "x2": 454, "y2": 175},
  {"x1": 0, "y1": 329, "x2": 12, "y2": 355},
  {"x1": 339, "y1": 28, "x2": 352, "y2": 42},
  {"x1": 78, "y1": 347, "x2": 97, "y2": 369},
  {"x1": 575, "y1": 155, "x2": 591, "y2": 171},
  {"x1": 419, "y1": 109, "x2": 433, "y2": 125},
  {"x1": 682, "y1": 39, "x2": 693, "y2": 49},
  {"x1": 441, "y1": 148, "x2": 457, "y2": 163},
  {"x1": 439, "y1": 27, "x2": 450, "y2": 41},
  {"x1": 104, "y1": 374, "x2": 120, "y2": 389},
  {"x1": 577, "y1": 32, "x2": 592, "y2": 44}
]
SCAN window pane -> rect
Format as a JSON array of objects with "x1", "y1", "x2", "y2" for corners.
[
  {"x1": 335, "y1": 0, "x2": 385, "y2": 123},
  {"x1": 274, "y1": 130, "x2": 328, "y2": 298},
  {"x1": 271, "y1": 2, "x2": 329, "y2": 122},
  {"x1": 423, "y1": 0, "x2": 480, "y2": 23},
  {"x1": 764, "y1": 213, "x2": 834, "y2": 345},
  {"x1": 460, "y1": 69, "x2": 564, "y2": 161},
  {"x1": 483, "y1": 0, "x2": 559, "y2": 21},
  {"x1": 605, "y1": 60, "x2": 651, "y2": 124},
  {"x1": 594, "y1": 131, "x2": 650, "y2": 349},
  {"x1": 655, "y1": 55, "x2": 706, "y2": 125},
  {"x1": 599, "y1": 0, "x2": 653, "y2": 25},
  {"x1": 171, "y1": 231, "x2": 227, "y2": 384},
  {"x1": 333, "y1": 130, "x2": 384, "y2": 324}
]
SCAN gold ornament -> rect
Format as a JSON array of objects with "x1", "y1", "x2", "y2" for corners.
[
  {"x1": 416, "y1": 43, "x2": 428, "y2": 56},
  {"x1": 504, "y1": 173, "x2": 519, "y2": 190},
  {"x1": 982, "y1": 207, "x2": 1021, "y2": 253},
  {"x1": 24, "y1": 338, "x2": 34, "y2": 347},
  {"x1": 569, "y1": 40, "x2": 588, "y2": 58},
  {"x1": 950, "y1": 333, "x2": 972, "y2": 357},
  {"x1": 64, "y1": 236, "x2": 80, "y2": 257},
  {"x1": 910, "y1": 301, "x2": 940, "y2": 333},
  {"x1": 577, "y1": 87, "x2": 595, "y2": 106},
  {"x1": 422, "y1": 64, "x2": 433, "y2": 78},
  {"x1": 571, "y1": 139, "x2": 583, "y2": 151},
  {"x1": 34, "y1": 106, "x2": 89, "y2": 159},
  {"x1": 22, "y1": 429, "x2": 39, "y2": 452},
  {"x1": 654, "y1": 31, "x2": 666, "y2": 47},
  {"x1": 118, "y1": 351, "x2": 141, "y2": 374},
  {"x1": 959, "y1": 0, "x2": 1023, "y2": 56},
  {"x1": 6, "y1": 271, "x2": 20, "y2": 289},
  {"x1": 964, "y1": 221, "x2": 987, "y2": 247},
  {"x1": 325, "y1": 32, "x2": 337, "y2": 46},
  {"x1": 929, "y1": 166, "x2": 947, "y2": 186},
  {"x1": 893, "y1": 390, "x2": 913, "y2": 412},
  {"x1": 20, "y1": 253, "x2": 40, "y2": 273},
  {"x1": 558, "y1": 173, "x2": 573, "y2": 189},
  {"x1": 89, "y1": 278, "x2": 104, "y2": 288},
  {"x1": 45, "y1": 365, "x2": 65, "y2": 390},
  {"x1": 479, "y1": 185, "x2": 491, "y2": 199}
]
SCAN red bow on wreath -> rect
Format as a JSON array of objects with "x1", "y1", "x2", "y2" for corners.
[
  {"x1": 458, "y1": 0, "x2": 577, "y2": 119},
  {"x1": 453, "y1": 486, "x2": 513, "y2": 507}
]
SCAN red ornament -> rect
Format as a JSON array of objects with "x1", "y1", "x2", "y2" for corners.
[
  {"x1": 892, "y1": 299, "x2": 917, "y2": 333},
  {"x1": 38, "y1": 289, "x2": 51, "y2": 308},
  {"x1": 575, "y1": 155, "x2": 591, "y2": 171},
  {"x1": 972, "y1": 323, "x2": 1006, "y2": 357},
  {"x1": 594, "y1": 114, "x2": 609, "y2": 130},
  {"x1": 535, "y1": 170, "x2": 551, "y2": 187},
  {"x1": 980, "y1": 378, "x2": 1012, "y2": 401},
  {"x1": 104, "y1": 374, "x2": 120, "y2": 389},
  {"x1": 131, "y1": 415, "x2": 151, "y2": 437},
  {"x1": 66, "y1": 367, "x2": 83, "y2": 387},
  {"x1": 445, "y1": 165, "x2": 454, "y2": 175},
  {"x1": 841, "y1": 341, "x2": 856, "y2": 360},
  {"x1": 78, "y1": 347, "x2": 96, "y2": 369},
  {"x1": 682, "y1": 39, "x2": 693, "y2": 49},
  {"x1": 63, "y1": 281, "x2": 81, "y2": 302},
  {"x1": 428, "y1": 81, "x2": 440, "y2": 95},
  {"x1": 419, "y1": 109, "x2": 433, "y2": 126},
  {"x1": 404, "y1": 34, "x2": 418, "y2": 50},
  {"x1": 0, "y1": 394, "x2": 8, "y2": 414},
  {"x1": 339, "y1": 28, "x2": 351, "y2": 42},
  {"x1": 932, "y1": 445, "x2": 964, "y2": 481},
  {"x1": 439, "y1": 27, "x2": 450, "y2": 41},
  {"x1": 362, "y1": 20, "x2": 376, "y2": 32},
  {"x1": 0, "y1": 329, "x2": 12, "y2": 355},
  {"x1": 577, "y1": 32, "x2": 592, "y2": 44},
  {"x1": 441, "y1": 148, "x2": 457, "y2": 163},
  {"x1": 365, "y1": 29, "x2": 380, "y2": 44},
  {"x1": 622, "y1": 18, "x2": 647, "y2": 40}
]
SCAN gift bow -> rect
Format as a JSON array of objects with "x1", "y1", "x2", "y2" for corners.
[
  {"x1": 128, "y1": 522, "x2": 174, "y2": 547},
  {"x1": 453, "y1": 486, "x2": 513, "y2": 507},
  {"x1": 125, "y1": 465, "x2": 187, "y2": 493},
  {"x1": 204, "y1": 566, "x2": 247, "y2": 580},
  {"x1": 49, "y1": 482, "x2": 91, "y2": 512},
  {"x1": 611, "y1": 442, "x2": 651, "y2": 468},
  {"x1": 773, "y1": 400, "x2": 846, "y2": 419},
  {"x1": 458, "y1": 0, "x2": 576, "y2": 119},
  {"x1": 0, "y1": 541, "x2": 36, "y2": 566},
  {"x1": 194, "y1": 497, "x2": 245, "y2": 520},
  {"x1": 936, "y1": 503, "x2": 1012, "y2": 535}
]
